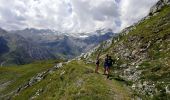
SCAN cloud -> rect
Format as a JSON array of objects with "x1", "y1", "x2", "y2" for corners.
[
  {"x1": 119, "y1": 0, "x2": 159, "y2": 30},
  {"x1": 0, "y1": 0, "x2": 158, "y2": 33}
]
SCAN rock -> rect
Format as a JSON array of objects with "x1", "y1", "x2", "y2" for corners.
[
  {"x1": 124, "y1": 52, "x2": 131, "y2": 57},
  {"x1": 135, "y1": 65, "x2": 140, "y2": 69},
  {"x1": 150, "y1": 1, "x2": 164, "y2": 15},
  {"x1": 65, "y1": 60, "x2": 71, "y2": 64},
  {"x1": 166, "y1": 85, "x2": 170, "y2": 94},
  {"x1": 122, "y1": 66, "x2": 142, "y2": 82},
  {"x1": 120, "y1": 64, "x2": 128, "y2": 68},
  {"x1": 76, "y1": 79, "x2": 84, "y2": 87},
  {"x1": 54, "y1": 63, "x2": 63, "y2": 69},
  {"x1": 0, "y1": 81, "x2": 11, "y2": 91},
  {"x1": 60, "y1": 70, "x2": 65, "y2": 76},
  {"x1": 14, "y1": 62, "x2": 63, "y2": 95},
  {"x1": 30, "y1": 88, "x2": 43, "y2": 99},
  {"x1": 77, "y1": 57, "x2": 81, "y2": 61},
  {"x1": 83, "y1": 52, "x2": 92, "y2": 59},
  {"x1": 150, "y1": 0, "x2": 170, "y2": 15},
  {"x1": 132, "y1": 81, "x2": 156, "y2": 95},
  {"x1": 131, "y1": 50, "x2": 138, "y2": 56},
  {"x1": 102, "y1": 38, "x2": 113, "y2": 49}
]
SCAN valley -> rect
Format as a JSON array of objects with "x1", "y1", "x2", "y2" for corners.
[{"x1": 0, "y1": 0, "x2": 170, "y2": 100}]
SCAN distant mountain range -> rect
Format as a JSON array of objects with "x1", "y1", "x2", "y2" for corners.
[
  {"x1": 0, "y1": 28, "x2": 56, "y2": 65},
  {"x1": 0, "y1": 28, "x2": 117, "y2": 65}
]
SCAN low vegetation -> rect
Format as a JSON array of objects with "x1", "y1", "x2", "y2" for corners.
[
  {"x1": 0, "y1": 60, "x2": 59, "y2": 99},
  {"x1": 12, "y1": 60, "x2": 132, "y2": 100}
]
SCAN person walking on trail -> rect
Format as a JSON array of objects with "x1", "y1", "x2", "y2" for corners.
[
  {"x1": 104, "y1": 54, "x2": 109, "y2": 75},
  {"x1": 95, "y1": 58, "x2": 100, "y2": 73},
  {"x1": 107, "y1": 56, "x2": 114, "y2": 78},
  {"x1": 95, "y1": 49, "x2": 101, "y2": 73}
]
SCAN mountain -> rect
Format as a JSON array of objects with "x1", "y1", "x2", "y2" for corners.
[
  {"x1": 0, "y1": 28, "x2": 56, "y2": 65},
  {"x1": 10, "y1": 28, "x2": 63, "y2": 43},
  {"x1": 80, "y1": 0, "x2": 170, "y2": 99},
  {"x1": 0, "y1": 27, "x2": 115, "y2": 65},
  {"x1": 10, "y1": 28, "x2": 117, "y2": 59},
  {"x1": 0, "y1": 0, "x2": 170, "y2": 99}
]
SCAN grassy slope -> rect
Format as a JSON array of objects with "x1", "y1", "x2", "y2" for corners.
[
  {"x1": 0, "y1": 60, "x2": 59, "y2": 99},
  {"x1": 13, "y1": 60, "x2": 133, "y2": 100},
  {"x1": 112, "y1": 5, "x2": 170, "y2": 83},
  {"x1": 88, "y1": 5, "x2": 170, "y2": 99},
  {"x1": 0, "y1": 3, "x2": 169, "y2": 100}
]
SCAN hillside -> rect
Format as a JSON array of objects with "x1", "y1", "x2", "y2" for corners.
[
  {"x1": 0, "y1": 60, "x2": 134, "y2": 100},
  {"x1": 81, "y1": 0, "x2": 170, "y2": 99},
  {"x1": 0, "y1": 0, "x2": 170, "y2": 100},
  {"x1": 0, "y1": 60, "x2": 61, "y2": 99}
]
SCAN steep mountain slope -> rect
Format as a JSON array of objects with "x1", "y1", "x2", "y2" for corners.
[
  {"x1": 0, "y1": 60, "x2": 59, "y2": 99},
  {"x1": 0, "y1": 28, "x2": 55, "y2": 65},
  {"x1": 0, "y1": 0, "x2": 169, "y2": 100},
  {"x1": 0, "y1": 60, "x2": 134, "y2": 100},
  {"x1": 80, "y1": 0, "x2": 170, "y2": 99},
  {"x1": 0, "y1": 37, "x2": 9, "y2": 56}
]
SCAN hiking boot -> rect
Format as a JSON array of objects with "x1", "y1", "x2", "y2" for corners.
[{"x1": 107, "y1": 75, "x2": 109, "y2": 79}]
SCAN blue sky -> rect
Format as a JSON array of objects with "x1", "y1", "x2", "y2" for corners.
[{"x1": 0, "y1": 0, "x2": 158, "y2": 33}]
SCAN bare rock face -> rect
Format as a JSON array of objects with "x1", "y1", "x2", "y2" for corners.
[{"x1": 150, "y1": 0, "x2": 170, "y2": 15}]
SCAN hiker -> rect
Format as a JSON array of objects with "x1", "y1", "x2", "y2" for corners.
[
  {"x1": 95, "y1": 58, "x2": 100, "y2": 73},
  {"x1": 103, "y1": 54, "x2": 109, "y2": 75},
  {"x1": 107, "y1": 56, "x2": 114, "y2": 78}
]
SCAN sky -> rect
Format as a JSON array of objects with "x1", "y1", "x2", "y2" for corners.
[{"x1": 0, "y1": 0, "x2": 158, "y2": 33}]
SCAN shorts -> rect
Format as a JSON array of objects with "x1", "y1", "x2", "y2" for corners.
[{"x1": 104, "y1": 63, "x2": 108, "y2": 68}]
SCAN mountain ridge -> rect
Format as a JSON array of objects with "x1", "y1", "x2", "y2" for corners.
[
  {"x1": 0, "y1": 27, "x2": 116, "y2": 65},
  {"x1": 0, "y1": 28, "x2": 56, "y2": 65},
  {"x1": 79, "y1": 0, "x2": 170, "y2": 99},
  {"x1": 0, "y1": 0, "x2": 170, "y2": 99},
  {"x1": 10, "y1": 28, "x2": 116, "y2": 59}
]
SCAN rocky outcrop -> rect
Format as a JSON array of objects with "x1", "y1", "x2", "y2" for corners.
[
  {"x1": 12, "y1": 62, "x2": 64, "y2": 98},
  {"x1": 150, "y1": 0, "x2": 170, "y2": 15}
]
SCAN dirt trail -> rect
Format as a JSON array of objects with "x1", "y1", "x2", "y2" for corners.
[
  {"x1": 105, "y1": 77, "x2": 132, "y2": 100},
  {"x1": 84, "y1": 63, "x2": 133, "y2": 100},
  {"x1": 99, "y1": 72, "x2": 132, "y2": 100}
]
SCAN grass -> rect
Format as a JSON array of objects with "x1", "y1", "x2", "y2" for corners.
[
  {"x1": 0, "y1": 60, "x2": 60, "y2": 99},
  {"x1": 83, "y1": 5, "x2": 170, "y2": 99},
  {"x1": 13, "y1": 60, "x2": 132, "y2": 100},
  {"x1": 1, "y1": 3, "x2": 170, "y2": 100}
]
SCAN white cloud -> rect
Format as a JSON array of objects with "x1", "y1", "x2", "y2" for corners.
[
  {"x1": 0, "y1": 0, "x2": 158, "y2": 33},
  {"x1": 119, "y1": 0, "x2": 159, "y2": 30}
]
